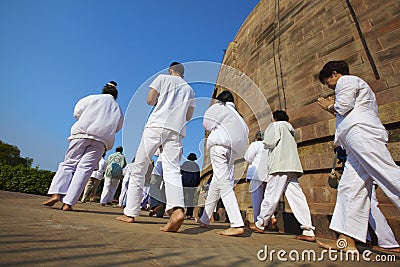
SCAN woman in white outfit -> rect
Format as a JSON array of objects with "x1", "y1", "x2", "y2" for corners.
[
  {"x1": 199, "y1": 91, "x2": 249, "y2": 236},
  {"x1": 249, "y1": 110, "x2": 316, "y2": 242},
  {"x1": 317, "y1": 60, "x2": 400, "y2": 251}
]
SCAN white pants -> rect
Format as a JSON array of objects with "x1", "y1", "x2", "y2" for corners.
[
  {"x1": 100, "y1": 176, "x2": 120, "y2": 204},
  {"x1": 330, "y1": 125, "x2": 400, "y2": 242},
  {"x1": 256, "y1": 173, "x2": 315, "y2": 236},
  {"x1": 124, "y1": 127, "x2": 184, "y2": 217},
  {"x1": 368, "y1": 186, "x2": 399, "y2": 248},
  {"x1": 48, "y1": 138, "x2": 105, "y2": 206},
  {"x1": 200, "y1": 145, "x2": 244, "y2": 228},
  {"x1": 118, "y1": 175, "x2": 130, "y2": 206},
  {"x1": 250, "y1": 179, "x2": 267, "y2": 223}
]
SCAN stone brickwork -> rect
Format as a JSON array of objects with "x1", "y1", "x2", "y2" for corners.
[{"x1": 201, "y1": 0, "x2": 400, "y2": 240}]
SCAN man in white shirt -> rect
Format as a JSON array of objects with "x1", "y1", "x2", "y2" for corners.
[
  {"x1": 317, "y1": 60, "x2": 400, "y2": 252},
  {"x1": 43, "y1": 81, "x2": 124, "y2": 210},
  {"x1": 116, "y1": 62, "x2": 195, "y2": 232}
]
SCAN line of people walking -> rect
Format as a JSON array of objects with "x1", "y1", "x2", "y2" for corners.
[{"x1": 42, "y1": 61, "x2": 400, "y2": 252}]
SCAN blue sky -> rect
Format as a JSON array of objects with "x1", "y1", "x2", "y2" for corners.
[{"x1": 0, "y1": 0, "x2": 259, "y2": 171}]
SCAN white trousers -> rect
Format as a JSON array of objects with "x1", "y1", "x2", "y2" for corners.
[
  {"x1": 200, "y1": 145, "x2": 244, "y2": 228},
  {"x1": 256, "y1": 173, "x2": 315, "y2": 236},
  {"x1": 100, "y1": 176, "x2": 120, "y2": 204},
  {"x1": 368, "y1": 186, "x2": 399, "y2": 248},
  {"x1": 124, "y1": 127, "x2": 184, "y2": 217},
  {"x1": 118, "y1": 175, "x2": 130, "y2": 206},
  {"x1": 48, "y1": 138, "x2": 105, "y2": 206},
  {"x1": 330, "y1": 125, "x2": 400, "y2": 242},
  {"x1": 250, "y1": 179, "x2": 267, "y2": 223}
]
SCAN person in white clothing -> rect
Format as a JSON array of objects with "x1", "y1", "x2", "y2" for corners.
[
  {"x1": 317, "y1": 60, "x2": 400, "y2": 251},
  {"x1": 149, "y1": 150, "x2": 166, "y2": 217},
  {"x1": 249, "y1": 110, "x2": 316, "y2": 242},
  {"x1": 116, "y1": 62, "x2": 195, "y2": 233},
  {"x1": 81, "y1": 153, "x2": 107, "y2": 203},
  {"x1": 43, "y1": 81, "x2": 124, "y2": 211},
  {"x1": 199, "y1": 91, "x2": 249, "y2": 236},
  {"x1": 244, "y1": 131, "x2": 277, "y2": 229}
]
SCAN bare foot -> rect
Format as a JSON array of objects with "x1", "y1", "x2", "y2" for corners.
[
  {"x1": 42, "y1": 194, "x2": 60, "y2": 206},
  {"x1": 294, "y1": 235, "x2": 316, "y2": 242},
  {"x1": 160, "y1": 208, "x2": 184, "y2": 232},
  {"x1": 149, "y1": 204, "x2": 163, "y2": 217},
  {"x1": 372, "y1": 246, "x2": 400, "y2": 253},
  {"x1": 115, "y1": 215, "x2": 135, "y2": 223},
  {"x1": 217, "y1": 227, "x2": 245, "y2": 236},
  {"x1": 267, "y1": 217, "x2": 278, "y2": 231},
  {"x1": 61, "y1": 204, "x2": 73, "y2": 211},
  {"x1": 248, "y1": 222, "x2": 264, "y2": 234},
  {"x1": 316, "y1": 239, "x2": 358, "y2": 252},
  {"x1": 199, "y1": 222, "x2": 207, "y2": 228}
]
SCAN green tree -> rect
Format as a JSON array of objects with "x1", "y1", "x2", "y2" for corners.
[{"x1": 0, "y1": 140, "x2": 33, "y2": 167}]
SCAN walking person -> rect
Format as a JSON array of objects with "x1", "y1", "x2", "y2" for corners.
[
  {"x1": 199, "y1": 91, "x2": 249, "y2": 236},
  {"x1": 116, "y1": 62, "x2": 195, "y2": 232},
  {"x1": 316, "y1": 60, "x2": 400, "y2": 251},
  {"x1": 100, "y1": 146, "x2": 127, "y2": 206},
  {"x1": 81, "y1": 153, "x2": 107, "y2": 203},
  {"x1": 181, "y1": 152, "x2": 201, "y2": 219},
  {"x1": 42, "y1": 81, "x2": 124, "y2": 210},
  {"x1": 249, "y1": 110, "x2": 316, "y2": 242}
]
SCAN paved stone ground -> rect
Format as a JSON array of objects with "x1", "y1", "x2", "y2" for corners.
[{"x1": 0, "y1": 190, "x2": 398, "y2": 266}]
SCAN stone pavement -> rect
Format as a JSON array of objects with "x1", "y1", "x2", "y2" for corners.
[{"x1": 0, "y1": 190, "x2": 398, "y2": 267}]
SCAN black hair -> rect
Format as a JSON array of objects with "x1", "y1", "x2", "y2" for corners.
[
  {"x1": 102, "y1": 80, "x2": 118, "y2": 99},
  {"x1": 187, "y1": 153, "x2": 197, "y2": 161},
  {"x1": 318, "y1": 61, "x2": 350, "y2": 84},
  {"x1": 169, "y1": 62, "x2": 184, "y2": 76},
  {"x1": 273, "y1": 110, "x2": 289, "y2": 122},
  {"x1": 116, "y1": 146, "x2": 123, "y2": 153},
  {"x1": 216, "y1": 90, "x2": 234, "y2": 103},
  {"x1": 255, "y1": 131, "x2": 264, "y2": 141}
]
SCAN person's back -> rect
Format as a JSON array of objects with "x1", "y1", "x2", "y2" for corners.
[{"x1": 146, "y1": 74, "x2": 194, "y2": 136}]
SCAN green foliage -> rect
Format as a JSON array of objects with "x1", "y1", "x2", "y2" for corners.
[
  {"x1": 0, "y1": 140, "x2": 33, "y2": 167},
  {"x1": 0, "y1": 163, "x2": 54, "y2": 195}
]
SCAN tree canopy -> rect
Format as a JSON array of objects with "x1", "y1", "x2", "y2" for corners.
[{"x1": 0, "y1": 140, "x2": 33, "y2": 167}]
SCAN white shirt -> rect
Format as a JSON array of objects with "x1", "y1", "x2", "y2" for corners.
[
  {"x1": 69, "y1": 94, "x2": 124, "y2": 150},
  {"x1": 146, "y1": 74, "x2": 195, "y2": 137},
  {"x1": 334, "y1": 75, "x2": 386, "y2": 146},
  {"x1": 91, "y1": 157, "x2": 107, "y2": 180},
  {"x1": 203, "y1": 102, "x2": 249, "y2": 161},
  {"x1": 244, "y1": 141, "x2": 265, "y2": 181}
]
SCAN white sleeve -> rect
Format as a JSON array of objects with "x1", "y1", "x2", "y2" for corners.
[
  {"x1": 149, "y1": 75, "x2": 162, "y2": 93},
  {"x1": 73, "y1": 96, "x2": 90, "y2": 119},
  {"x1": 263, "y1": 123, "x2": 280, "y2": 149},
  {"x1": 334, "y1": 76, "x2": 359, "y2": 116},
  {"x1": 244, "y1": 143, "x2": 256, "y2": 164},
  {"x1": 202, "y1": 105, "x2": 219, "y2": 131}
]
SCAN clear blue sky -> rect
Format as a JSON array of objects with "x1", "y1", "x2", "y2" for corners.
[{"x1": 0, "y1": 0, "x2": 259, "y2": 171}]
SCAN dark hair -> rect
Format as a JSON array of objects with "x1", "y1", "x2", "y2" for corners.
[
  {"x1": 273, "y1": 110, "x2": 289, "y2": 122},
  {"x1": 187, "y1": 153, "x2": 197, "y2": 161},
  {"x1": 216, "y1": 90, "x2": 234, "y2": 103},
  {"x1": 116, "y1": 146, "x2": 123, "y2": 153},
  {"x1": 318, "y1": 61, "x2": 350, "y2": 84},
  {"x1": 102, "y1": 80, "x2": 118, "y2": 99},
  {"x1": 169, "y1": 62, "x2": 184, "y2": 76},
  {"x1": 255, "y1": 131, "x2": 264, "y2": 141}
]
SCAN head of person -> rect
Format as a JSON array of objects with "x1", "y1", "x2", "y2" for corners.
[
  {"x1": 116, "y1": 146, "x2": 123, "y2": 153},
  {"x1": 187, "y1": 153, "x2": 197, "y2": 161},
  {"x1": 273, "y1": 110, "x2": 289, "y2": 122},
  {"x1": 255, "y1": 131, "x2": 264, "y2": 141},
  {"x1": 319, "y1": 60, "x2": 350, "y2": 90},
  {"x1": 169, "y1": 62, "x2": 184, "y2": 77},
  {"x1": 216, "y1": 90, "x2": 234, "y2": 104},
  {"x1": 102, "y1": 80, "x2": 118, "y2": 99}
]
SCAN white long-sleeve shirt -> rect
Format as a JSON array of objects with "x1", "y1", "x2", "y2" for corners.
[
  {"x1": 334, "y1": 75, "x2": 387, "y2": 146},
  {"x1": 203, "y1": 102, "x2": 249, "y2": 161},
  {"x1": 69, "y1": 94, "x2": 124, "y2": 150},
  {"x1": 91, "y1": 157, "x2": 107, "y2": 180},
  {"x1": 244, "y1": 140, "x2": 265, "y2": 181}
]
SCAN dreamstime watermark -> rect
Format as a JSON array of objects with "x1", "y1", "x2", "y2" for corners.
[{"x1": 257, "y1": 239, "x2": 397, "y2": 263}]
